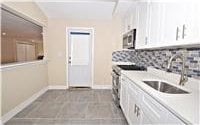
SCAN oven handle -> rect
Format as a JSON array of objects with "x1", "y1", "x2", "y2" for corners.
[{"x1": 111, "y1": 70, "x2": 120, "y2": 76}]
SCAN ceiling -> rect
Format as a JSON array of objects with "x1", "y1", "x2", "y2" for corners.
[{"x1": 35, "y1": 0, "x2": 135, "y2": 20}]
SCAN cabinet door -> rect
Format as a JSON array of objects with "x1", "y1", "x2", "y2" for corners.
[
  {"x1": 135, "y1": 2, "x2": 150, "y2": 49},
  {"x1": 147, "y1": 2, "x2": 163, "y2": 48},
  {"x1": 141, "y1": 92, "x2": 167, "y2": 124},
  {"x1": 130, "y1": 4, "x2": 138, "y2": 29},
  {"x1": 181, "y1": 2, "x2": 199, "y2": 44},
  {"x1": 120, "y1": 77, "x2": 128, "y2": 117},
  {"x1": 128, "y1": 85, "x2": 142, "y2": 125},
  {"x1": 141, "y1": 112, "x2": 153, "y2": 124},
  {"x1": 160, "y1": 2, "x2": 188, "y2": 46},
  {"x1": 123, "y1": 15, "x2": 130, "y2": 34}
]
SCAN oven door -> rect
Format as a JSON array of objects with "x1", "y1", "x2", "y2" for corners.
[
  {"x1": 112, "y1": 71, "x2": 119, "y2": 89},
  {"x1": 111, "y1": 71, "x2": 120, "y2": 106}
]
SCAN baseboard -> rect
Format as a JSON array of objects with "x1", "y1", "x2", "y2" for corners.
[
  {"x1": 48, "y1": 85, "x2": 68, "y2": 90},
  {"x1": 0, "y1": 119, "x2": 2, "y2": 125},
  {"x1": 2, "y1": 86, "x2": 48, "y2": 124},
  {"x1": 92, "y1": 84, "x2": 112, "y2": 89}
]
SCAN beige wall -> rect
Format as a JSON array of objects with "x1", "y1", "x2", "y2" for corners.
[
  {"x1": 46, "y1": 18, "x2": 122, "y2": 86},
  {"x1": 0, "y1": 67, "x2": 1, "y2": 117},
  {"x1": 1, "y1": 63, "x2": 48, "y2": 115},
  {"x1": 1, "y1": 2, "x2": 48, "y2": 117},
  {"x1": 0, "y1": 5, "x2": 2, "y2": 117}
]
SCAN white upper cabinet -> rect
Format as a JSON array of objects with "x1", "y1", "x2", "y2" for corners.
[
  {"x1": 182, "y1": 3, "x2": 200, "y2": 44},
  {"x1": 160, "y1": 2, "x2": 199, "y2": 47},
  {"x1": 123, "y1": 1, "x2": 200, "y2": 49},
  {"x1": 160, "y1": 2, "x2": 185, "y2": 46},
  {"x1": 122, "y1": 3, "x2": 138, "y2": 34},
  {"x1": 147, "y1": 2, "x2": 163, "y2": 48},
  {"x1": 135, "y1": 2, "x2": 150, "y2": 49}
]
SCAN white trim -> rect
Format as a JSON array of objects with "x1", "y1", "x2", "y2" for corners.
[
  {"x1": 0, "y1": 119, "x2": 2, "y2": 125},
  {"x1": 66, "y1": 27, "x2": 95, "y2": 89},
  {"x1": 48, "y1": 85, "x2": 68, "y2": 90},
  {"x1": 92, "y1": 84, "x2": 112, "y2": 89},
  {"x1": 2, "y1": 87, "x2": 48, "y2": 124},
  {"x1": 0, "y1": 60, "x2": 48, "y2": 72}
]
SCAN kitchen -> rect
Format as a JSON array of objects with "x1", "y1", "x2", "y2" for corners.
[{"x1": 0, "y1": 0, "x2": 199, "y2": 125}]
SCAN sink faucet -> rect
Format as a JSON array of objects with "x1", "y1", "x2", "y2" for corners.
[{"x1": 167, "y1": 54, "x2": 188, "y2": 86}]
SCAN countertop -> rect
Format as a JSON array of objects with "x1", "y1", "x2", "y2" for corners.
[{"x1": 121, "y1": 68, "x2": 200, "y2": 124}]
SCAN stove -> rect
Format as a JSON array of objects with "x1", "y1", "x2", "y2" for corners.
[
  {"x1": 117, "y1": 65, "x2": 146, "y2": 70},
  {"x1": 112, "y1": 64, "x2": 146, "y2": 107},
  {"x1": 112, "y1": 65, "x2": 146, "y2": 74}
]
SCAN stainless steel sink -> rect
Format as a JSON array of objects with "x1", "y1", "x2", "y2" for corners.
[{"x1": 142, "y1": 80, "x2": 189, "y2": 94}]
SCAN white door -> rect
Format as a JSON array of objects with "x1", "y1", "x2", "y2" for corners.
[
  {"x1": 68, "y1": 28, "x2": 93, "y2": 87},
  {"x1": 17, "y1": 43, "x2": 26, "y2": 62},
  {"x1": 26, "y1": 44, "x2": 36, "y2": 61},
  {"x1": 17, "y1": 43, "x2": 36, "y2": 62}
]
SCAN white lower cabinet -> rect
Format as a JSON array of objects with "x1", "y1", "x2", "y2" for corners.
[
  {"x1": 120, "y1": 77, "x2": 128, "y2": 117},
  {"x1": 167, "y1": 112, "x2": 185, "y2": 124},
  {"x1": 127, "y1": 85, "x2": 142, "y2": 124},
  {"x1": 120, "y1": 75, "x2": 186, "y2": 125}
]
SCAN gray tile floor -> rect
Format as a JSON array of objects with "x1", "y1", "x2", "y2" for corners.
[{"x1": 5, "y1": 89, "x2": 128, "y2": 125}]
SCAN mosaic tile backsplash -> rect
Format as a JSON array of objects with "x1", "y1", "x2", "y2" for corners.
[{"x1": 112, "y1": 48, "x2": 200, "y2": 79}]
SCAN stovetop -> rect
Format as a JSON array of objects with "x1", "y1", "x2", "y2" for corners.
[
  {"x1": 117, "y1": 65, "x2": 146, "y2": 71},
  {"x1": 112, "y1": 64, "x2": 146, "y2": 74}
]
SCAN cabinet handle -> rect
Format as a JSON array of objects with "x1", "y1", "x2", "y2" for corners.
[
  {"x1": 145, "y1": 37, "x2": 148, "y2": 45},
  {"x1": 68, "y1": 56, "x2": 71, "y2": 64},
  {"x1": 182, "y1": 24, "x2": 186, "y2": 39},
  {"x1": 134, "y1": 104, "x2": 137, "y2": 114},
  {"x1": 176, "y1": 27, "x2": 180, "y2": 41},
  {"x1": 137, "y1": 107, "x2": 140, "y2": 117}
]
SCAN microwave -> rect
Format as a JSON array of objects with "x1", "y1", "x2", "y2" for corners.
[{"x1": 123, "y1": 29, "x2": 136, "y2": 49}]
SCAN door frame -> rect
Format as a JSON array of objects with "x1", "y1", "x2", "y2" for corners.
[{"x1": 66, "y1": 27, "x2": 94, "y2": 88}]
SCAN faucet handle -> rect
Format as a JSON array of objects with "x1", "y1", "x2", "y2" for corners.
[{"x1": 180, "y1": 74, "x2": 188, "y2": 86}]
